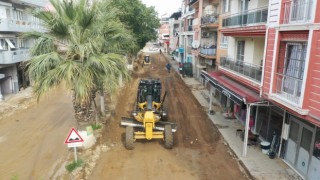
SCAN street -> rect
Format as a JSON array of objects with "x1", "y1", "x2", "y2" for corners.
[{"x1": 89, "y1": 50, "x2": 248, "y2": 179}]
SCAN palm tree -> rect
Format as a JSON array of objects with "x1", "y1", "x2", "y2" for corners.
[{"x1": 24, "y1": 0, "x2": 133, "y2": 123}]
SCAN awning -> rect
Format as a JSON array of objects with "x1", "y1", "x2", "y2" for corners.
[{"x1": 201, "y1": 71, "x2": 262, "y2": 105}]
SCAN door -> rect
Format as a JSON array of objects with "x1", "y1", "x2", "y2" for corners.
[
  {"x1": 236, "y1": 40, "x2": 245, "y2": 73},
  {"x1": 239, "y1": 0, "x2": 249, "y2": 25},
  {"x1": 285, "y1": 119, "x2": 314, "y2": 177}
]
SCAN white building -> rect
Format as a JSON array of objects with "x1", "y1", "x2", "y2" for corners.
[{"x1": 0, "y1": 0, "x2": 48, "y2": 100}]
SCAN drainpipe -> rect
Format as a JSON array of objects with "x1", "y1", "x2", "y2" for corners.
[
  {"x1": 278, "y1": 111, "x2": 287, "y2": 157},
  {"x1": 243, "y1": 103, "x2": 251, "y2": 157},
  {"x1": 209, "y1": 87, "x2": 213, "y2": 113},
  {"x1": 0, "y1": 84, "x2": 3, "y2": 101}
]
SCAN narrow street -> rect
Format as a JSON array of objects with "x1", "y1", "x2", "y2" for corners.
[{"x1": 90, "y1": 50, "x2": 248, "y2": 179}]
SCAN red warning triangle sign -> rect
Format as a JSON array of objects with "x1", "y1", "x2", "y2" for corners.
[{"x1": 64, "y1": 128, "x2": 84, "y2": 144}]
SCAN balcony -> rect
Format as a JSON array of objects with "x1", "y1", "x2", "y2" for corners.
[
  {"x1": 282, "y1": 0, "x2": 313, "y2": 24},
  {"x1": 18, "y1": 0, "x2": 47, "y2": 7},
  {"x1": 275, "y1": 73, "x2": 302, "y2": 104},
  {"x1": 0, "y1": 49, "x2": 30, "y2": 64},
  {"x1": 201, "y1": 14, "x2": 219, "y2": 28},
  {"x1": 0, "y1": 18, "x2": 45, "y2": 32},
  {"x1": 200, "y1": 47, "x2": 216, "y2": 56},
  {"x1": 220, "y1": 57, "x2": 262, "y2": 82},
  {"x1": 222, "y1": 7, "x2": 268, "y2": 27}
]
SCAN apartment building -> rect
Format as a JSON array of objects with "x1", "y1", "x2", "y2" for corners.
[
  {"x1": 179, "y1": 0, "x2": 195, "y2": 72},
  {"x1": 0, "y1": 0, "x2": 47, "y2": 100},
  {"x1": 168, "y1": 11, "x2": 181, "y2": 61},
  {"x1": 262, "y1": 0, "x2": 320, "y2": 178},
  {"x1": 196, "y1": 0, "x2": 320, "y2": 178},
  {"x1": 191, "y1": 0, "x2": 220, "y2": 79},
  {"x1": 159, "y1": 13, "x2": 170, "y2": 52},
  {"x1": 201, "y1": 0, "x2": 268, "y2": 143}
]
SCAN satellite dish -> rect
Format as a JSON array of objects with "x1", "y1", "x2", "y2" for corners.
[
  {"x1": 192, "y1": 41, "x2": 200, "y2": 48},
  {"x1": 204, "y1": 5, "x2": 214, "y2": 15}
]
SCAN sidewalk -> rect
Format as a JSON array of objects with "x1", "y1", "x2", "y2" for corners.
[{"x1": 162, "y1": 52, "x2": 302, "y2": 180}]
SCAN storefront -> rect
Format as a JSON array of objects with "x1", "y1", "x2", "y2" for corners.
[
  {"x1": 281, "y1": 113, "x2": 320, "y2": 179},
  {"x1": 200, "y1": 70, "x2": 264, "y2": 156}
]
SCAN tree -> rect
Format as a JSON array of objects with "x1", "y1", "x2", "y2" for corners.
[
  {"x1": 107, "y1": 0, "x2": 160, "y2": 54},
  {"x1": 24, "y1": 0, "x2": 132, "y2": 123}
]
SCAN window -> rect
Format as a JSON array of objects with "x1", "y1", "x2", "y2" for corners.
[
  {"x1": 222, "y1": 0, "x2": 230, "y2": 13},
  {"x1": 17, "y1": 38, "x2": 25, "y2": 48},
  {"x1": 5, "y1": 38, "x2": 15, "y2": 49},
  {"x1": 290, "y1": 0, "x2": 311, "y2": 22},
  {"x1": 13, "y1": 9, "x2": 24, "y2": 20},
  {"x1": 282, "y1": 43, "x2": 306, "y2": 98},
  {"x1": 220, "y1": 34, "x2": 228, "y2": 48},
  {"x1": 0, "y1": 39, "x2": 10, "y2": 50},
  {"x1": 237, "y1": 40, "x2": 245, "y2": 61}
]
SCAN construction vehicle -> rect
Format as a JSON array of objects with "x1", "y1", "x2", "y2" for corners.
[
  {"x1": 143, "y1": 55, "x2": 151, "y2": 66},
  {"x1": 121, "y1": 79, "x2": 177, "y2": 149}
]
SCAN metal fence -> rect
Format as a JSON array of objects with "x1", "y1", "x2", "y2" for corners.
[
  {"x1": 275, "y1": 73, "x2": 302, "y2": 104},
  {"x1": 220, "y1": 57, "x2": 262, "y2": 82},
  {"x1": 201, "y1": 14, "x2": 219, "y2": 25},
  {"x1": 222, "y1": 7, "x2": 268, "y2": 27},
  {"x1": 200, "y1": 47, "x2": 216, "y2": 56}
]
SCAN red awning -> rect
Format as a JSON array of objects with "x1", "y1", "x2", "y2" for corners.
[{"x1": 208, "y1": 72, "x2": 262, "y2": 104}]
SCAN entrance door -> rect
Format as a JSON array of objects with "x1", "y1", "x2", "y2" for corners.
[{"x1": 285, "y1": 119, "x2": 314, "y2": 176}]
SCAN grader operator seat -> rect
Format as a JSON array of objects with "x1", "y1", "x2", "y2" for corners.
[{"x1": 137, "y1": 79, "x2": 162, "y2": 111}]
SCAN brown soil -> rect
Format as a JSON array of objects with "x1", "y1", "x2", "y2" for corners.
[{"x1": 90, "y1": 53, "x2": 249, "y2": 180}]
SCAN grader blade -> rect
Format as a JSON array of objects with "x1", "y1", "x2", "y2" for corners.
[{"x1": 121, "y1": 117, "x2": 177, "y2": 132}]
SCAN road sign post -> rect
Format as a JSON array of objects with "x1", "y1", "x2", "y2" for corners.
[
  {"x1": 74, "y1": 147, "x2": 77, "y2": 162},
  {"x1": 64, "y1": 128, "x2": 84, "y2": 162}
]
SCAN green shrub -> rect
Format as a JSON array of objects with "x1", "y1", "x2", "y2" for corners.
[
  {"x1": 11, "y1": 175, "x2": 19, "y2": 180},
  {"x1": 91, "y1": 123, "x2": 102, "y2": 130},
  {"x1": 65, "y1": 159, "x2": 84, "y2": 172}
]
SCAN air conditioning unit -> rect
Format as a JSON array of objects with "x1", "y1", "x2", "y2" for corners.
[{"x1": 202, "y1": 31, "x2": 209, "y2": 38}]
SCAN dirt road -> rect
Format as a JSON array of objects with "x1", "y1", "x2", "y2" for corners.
[
  {"x1": 90, "y1": 52, "x2": 249, "y2": 180},
  {"x1": 0, "y1": 87, "x2": 77, "y2": 179}
]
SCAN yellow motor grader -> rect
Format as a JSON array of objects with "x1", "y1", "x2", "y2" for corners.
[
  {"x1": 121, "y1": 79, "x2": 177, "y2": 149},
  {"x1": 143, "y1": 55, "x2": 151, "y2": 66}
]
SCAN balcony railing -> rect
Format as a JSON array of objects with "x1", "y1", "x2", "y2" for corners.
[
  {"x1": 201, "y1": 14, "x2": 219, "y2": 25},
  {"x1": 275, "y1": 73, "x2": 302, "y2": 104},
  {"x1": 220, "y1": 57, "x2": 262, "y2": 82},
  {"x1": 222, "y1": 7, "x2": 268, "y2": 27},
  {"x1": 200, "y1": 47, "x2": 216, "y2": 56},
  {"x1": 0, "y1": 49, "x2": 30, "y2": 64},
  {"x1": 282, "y1": 0, "x2": 313, "y2": 24},
  {"x1": 0, "y1": 18, "x2": 44, "y2": 32},
  {"x1": 19, "y1": 0, "x2": 47, "y2": 7}
]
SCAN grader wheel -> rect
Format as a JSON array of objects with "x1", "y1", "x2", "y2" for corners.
[
  {"x1": 125, "y1": 126, "x2": 135, "y2": 150},
  {"x1": 164, "y1": 125, "x2": 173, "y2": 149}
]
